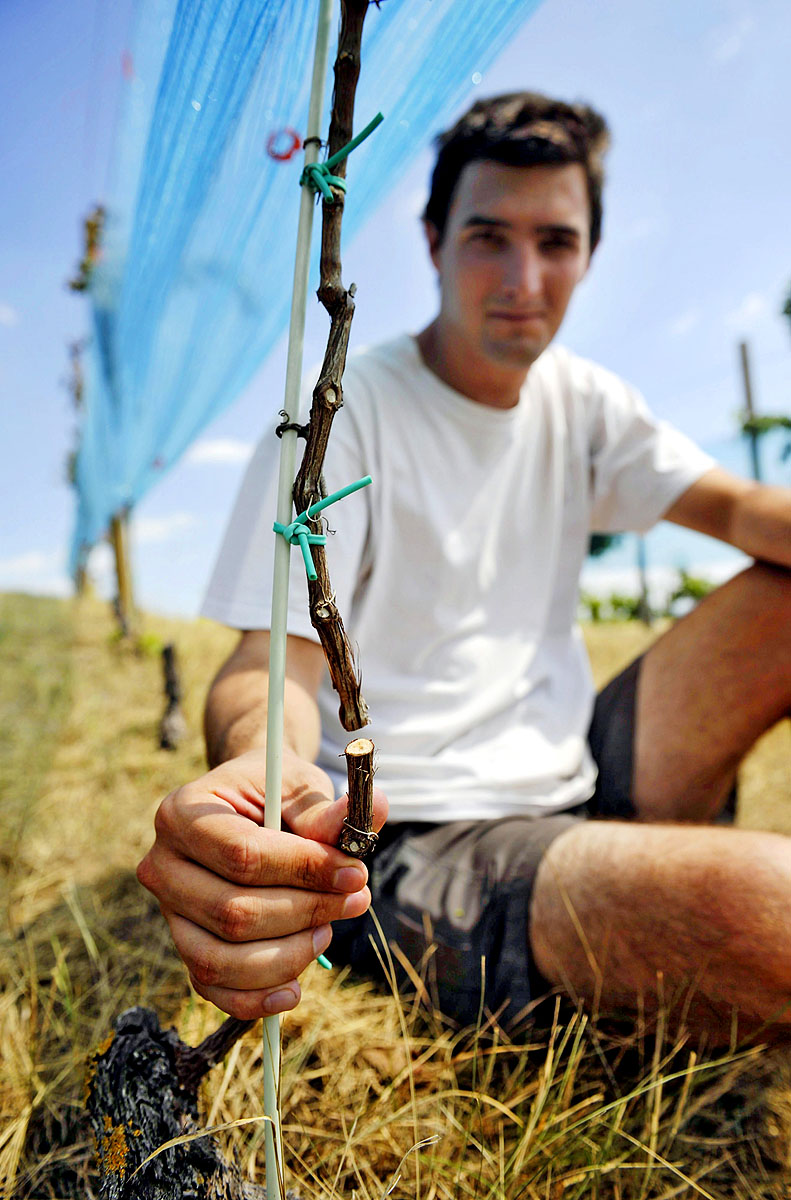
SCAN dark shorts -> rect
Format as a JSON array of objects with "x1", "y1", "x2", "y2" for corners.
[{"x1": 329, "y1": 657, "x2": 645, "y2": 1028}]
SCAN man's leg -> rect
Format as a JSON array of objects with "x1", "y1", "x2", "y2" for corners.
[
  {"x1": 530, "y1": 561, "x2": 791, "y2": 1039},
  {"x1": 529, "y1": 821, "x2": 791, "y2": 1040},
  {"x1": 634, "y1": 561, "x2": 791, "y2": 823}
]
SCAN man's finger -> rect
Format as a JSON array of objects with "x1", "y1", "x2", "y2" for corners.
[
  {"x1": 150, "y1": 851, "x2": 370, "y2": 941},
  {"x1": 151, "y1": 788, "x2": 369, "y2": 889},
  {"x1": 219, "y1": 745, "x2": 389, "y2": 846},
  {"x1": 204, "y1": 748, "x2": 337, "y2": 827},
  {"x1": 168, "y1": 913, "x2": 333, "y2": 995},
  {"x1": 189, "y1": 975, "x2": 303, "y2": 1021},
  {"x1": 285, "y1": 787, "x2": 389, "y2": 844}
]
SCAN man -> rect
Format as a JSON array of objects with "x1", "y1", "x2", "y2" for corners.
[{"x1": 138, "y1": 93, "x2": 791, "y2": 1038}]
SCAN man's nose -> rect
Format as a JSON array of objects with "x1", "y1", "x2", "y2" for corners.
[{"x1": 504, "y1": 246, "x2": 543, "y2": 298}]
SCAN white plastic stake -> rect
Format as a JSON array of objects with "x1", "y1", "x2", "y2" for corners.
[{"x1": 263, "y1": 1, "x2": 335, "y2": 1196}]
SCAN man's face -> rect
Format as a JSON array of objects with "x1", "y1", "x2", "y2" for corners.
[{"x1": 427, "y1": 160, "x2": 591, "y2": 368}]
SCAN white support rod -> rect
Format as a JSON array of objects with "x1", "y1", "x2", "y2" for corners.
[{"x1": 262, "y1": 1, "x2": 335, "y2": 1196}]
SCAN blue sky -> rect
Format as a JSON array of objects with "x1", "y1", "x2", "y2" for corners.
[{"x1": 1, "y1": 0, "x2": 790, "y2": 616}]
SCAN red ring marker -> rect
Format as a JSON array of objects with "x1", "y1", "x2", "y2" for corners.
[{"x1": 266, "y1": 128, "x2": 302, "y2": 161}]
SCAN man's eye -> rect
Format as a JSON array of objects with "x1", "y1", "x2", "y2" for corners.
[
  {"x1": 542, "y1": 236, "x2": 576, "y2": 254},
  {"x1": 470, "y1": 230, "x2": 505, "y2": 247}
]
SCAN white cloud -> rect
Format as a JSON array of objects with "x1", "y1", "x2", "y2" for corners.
[
  {"x1": 709, "y1": 15, "x2": 753, "y2": 64},
  {"x1": 0, "y1": 549, "x2": 70, "y2": 596},
  {"x1": 726, "y1": 290, "x2": 768, "y2": 331},
  {"x1": 0, "y1": 303, "x2": 19, "y2": 327},
  {"x1": 0, "y1": 550, "x2": 56, "y2": 575},
  {"x1": 185, "y1": 437, "x2": 254, "y2": 465},
  {"x1": 669, "y1": 308, "x2": 701, "y2": 338},
  {"x1": 88, "y1": 542, "x2": 114, "y2": 582},
  {"x1": 132, "y1": 512, "x2": 196, "y2": 544}
]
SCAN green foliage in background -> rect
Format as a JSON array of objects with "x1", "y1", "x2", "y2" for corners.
[
  {"x1": 580, "y1": 568, "x2": 716, "y2": 623},
  {"x1": 588, "y1": 532, "x2": 624, "y2": 558}
]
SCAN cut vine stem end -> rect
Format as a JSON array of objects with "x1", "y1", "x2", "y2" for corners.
[{"x1": 340, "y1": 737, "x2": 377, "y2": 859}]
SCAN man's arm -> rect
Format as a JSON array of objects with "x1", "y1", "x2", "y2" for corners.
[
  {"x1": 664, "y1": 466, "x2": 791, "y2": 568},
  {"x1": 137, "y1": 630, "x2": 387, "y2": 1019},
  {"x1": 204, "y1": 630, "x2": 324, "y2": 766}
]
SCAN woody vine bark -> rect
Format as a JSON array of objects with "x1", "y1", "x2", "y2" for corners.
[
  {"x1": 85, "y1": 3, "x2": 376, "y2": 1194},
  {"x1": 293, "y1": 0, "x2": 370, "y2": 735},
  {"x1": 293, "y1": 0, "x2": 376, "y2": 857}
]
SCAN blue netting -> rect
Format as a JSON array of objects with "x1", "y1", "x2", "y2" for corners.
[{"x1": 72, "y1": 0, "x2": 544, "y2": 570}]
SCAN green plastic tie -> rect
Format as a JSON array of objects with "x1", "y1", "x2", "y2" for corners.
[
  {"x1": 272, "y1": 518, "x2": 326, "y2": 580},
  {"x1": 273, "y1": 474, "x2": 372, "y2": 581},
  {"x1": 300, "y1": 112, "x2": 384, "y2": 204}
]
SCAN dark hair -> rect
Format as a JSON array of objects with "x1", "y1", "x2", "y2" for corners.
[{"x1": 423, "y1": 92, "x2": 610, "y2": 253}]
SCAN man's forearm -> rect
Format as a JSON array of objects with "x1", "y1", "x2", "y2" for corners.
[
  {"x1": 204, "y1": 633, "x2": 323, "y2": 768},
  {"x1": 204, "y1": 671, "x2": 267, "y2": 767},
  {"x1": 205, "y1": 672, "x2": 320, "y2": 767},
  {"x1": 730, "y1": 483, "x2": 791, "y2": 569},
  {"x1": 667, "y1": 470, "x2": 791, "y2": 570}
]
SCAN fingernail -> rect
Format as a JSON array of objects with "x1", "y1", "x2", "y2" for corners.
[
  {"x1": 263, "y1": 987, "x2": 299, "y2": 1014},
  {"x1": 313, "y1": 924, "x2": 332, "y2": 955},
  {"x1": 333, "y1": 865, "x2": 366, "y2": 892},
  {"x1": 341, "y1": 887, "x2": 370, "y2": 918}
]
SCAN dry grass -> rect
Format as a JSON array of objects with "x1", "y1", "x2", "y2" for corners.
[{"x1": 2, "y1": 592, "x2": 791, "y2": 1198}]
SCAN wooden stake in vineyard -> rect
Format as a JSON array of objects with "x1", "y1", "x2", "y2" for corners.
[{"x1": 85, "y1": 2, "x2": 378, "y2": 1195}]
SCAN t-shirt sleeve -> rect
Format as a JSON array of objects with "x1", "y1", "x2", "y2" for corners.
[
  {"x1": 585, "y1": 361, "x2": 716, "y2": 534},
  {"x1": 200, "y1": 379, "x2": 372, "y2": 636}
]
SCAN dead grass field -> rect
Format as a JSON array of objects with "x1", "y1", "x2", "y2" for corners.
[{"x1": 1, "y1": 591, "x2": 791, "y2": 1198}]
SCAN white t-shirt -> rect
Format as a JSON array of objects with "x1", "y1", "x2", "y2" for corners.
[{"x1": 202, "y1": 335, "x2": 714, "y2": 821}]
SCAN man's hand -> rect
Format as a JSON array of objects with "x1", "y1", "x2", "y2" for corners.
[{"x1": 137, "y1": 747, "x2": 388, "y2": 1019}]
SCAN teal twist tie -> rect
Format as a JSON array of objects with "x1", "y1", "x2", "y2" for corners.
[
  {"x1": 300, "y1": 112, "x2": 384, "y2": 204},
  {"x1": 273, "y1": 518, "x2": 326, "y2": 580},
  {"x1": 273, "y1": 474, "x2": 372, "y2": 581}
]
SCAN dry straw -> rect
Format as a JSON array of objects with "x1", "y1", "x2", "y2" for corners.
[{"x1": 2, "y1": 592, "x2": 791, "y2": 1197}]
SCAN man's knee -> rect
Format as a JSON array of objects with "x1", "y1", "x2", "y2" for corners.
[
  {"x1": 708, "y1": 560, "x2": 791, "y2": 636},
  {"x1": 529, "y1": 823, "x2": 791, "y2": 1011}
]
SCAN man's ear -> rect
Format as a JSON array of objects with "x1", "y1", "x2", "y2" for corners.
[{"x1": 423, "y1": 219, "x2": 442, "y2": 270}]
